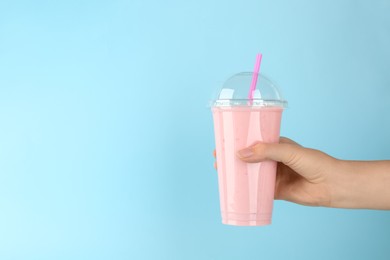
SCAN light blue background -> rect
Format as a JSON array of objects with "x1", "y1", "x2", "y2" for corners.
[{"x1": 1, "y1": 0, "x2": 390, "y2": 259}]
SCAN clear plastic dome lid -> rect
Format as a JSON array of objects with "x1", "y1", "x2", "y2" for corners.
[{"x1": 212, "y1": 72, "x2": 287, "y2": 107}]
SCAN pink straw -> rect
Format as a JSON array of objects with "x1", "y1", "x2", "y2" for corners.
[{"x1": 248, "y1": 53, "x2": 263, "y2": 100}]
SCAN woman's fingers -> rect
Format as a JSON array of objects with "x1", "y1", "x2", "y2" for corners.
[{"x1": 237, "y1": 141, "x2": 334, "y2": 182}]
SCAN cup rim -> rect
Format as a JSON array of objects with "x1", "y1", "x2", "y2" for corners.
[{"x1": 210, "y1": 99, "x2": 288, "y2": 108}]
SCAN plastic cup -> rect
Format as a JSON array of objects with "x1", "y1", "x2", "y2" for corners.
[{"x1": 211, "y1": 72, "x2": 287, "y2": 226}]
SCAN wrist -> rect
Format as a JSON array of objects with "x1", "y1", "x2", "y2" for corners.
[
  {"x1": 329, "y1": 160, "x2": 390, "y2": 209},
  {"x1": 328, "y1": 160, "x2": 362, "y2": 208}
]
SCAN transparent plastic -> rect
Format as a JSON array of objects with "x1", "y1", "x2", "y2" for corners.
[
  {"x1": 210, "y1": 72, "x2": 287, "y2": 226},
  {"x1": 212, "y1": 72, "x2": 287, "y2": 107}
]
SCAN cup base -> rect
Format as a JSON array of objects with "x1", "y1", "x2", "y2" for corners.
[
  {"x1": 221, "y1": 211, "x2": 272, "y2": 226},
  {"x1": 222, "y1": 219, "x2": 271, "y2": 226}
]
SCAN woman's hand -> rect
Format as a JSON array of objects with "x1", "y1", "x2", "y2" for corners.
[{"x1": 214, "y1": 137, "x2": 390, "y2": 210}]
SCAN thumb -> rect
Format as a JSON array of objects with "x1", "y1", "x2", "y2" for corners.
[{"x1": 237, "y1": 140, "x2": 334, "y2": 181}]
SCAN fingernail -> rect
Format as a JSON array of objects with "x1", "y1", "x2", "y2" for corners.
[{"x1": 237, "y1": 147, "x2": 254, "y2": 158}]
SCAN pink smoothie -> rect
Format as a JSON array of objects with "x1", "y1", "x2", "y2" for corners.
[{"x1": 212, "y1": 106, "x2": 283, "y2": 226}]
